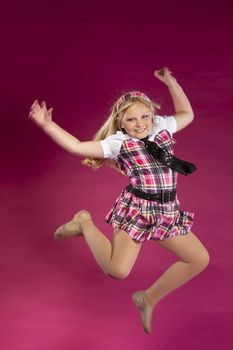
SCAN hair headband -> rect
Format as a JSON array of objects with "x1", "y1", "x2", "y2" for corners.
[{"x1": 115, "y1": 91, "x2": 151, "y2": 112}]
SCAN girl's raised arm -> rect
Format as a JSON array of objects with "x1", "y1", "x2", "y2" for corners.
[
  {"x1": 28, "y1": 100, "x2": 104, "y2": 158},
  {"x1": 154, "y1": 68, "x2": 194, "y2": 132}
]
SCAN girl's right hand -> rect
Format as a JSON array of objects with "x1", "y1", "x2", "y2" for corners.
[
  {"x1": 28, "y1": 100, "x2": 53, "y2": 129},
  {"x1": 154, "y1": 67, "x2": 177, "y2": 87}
]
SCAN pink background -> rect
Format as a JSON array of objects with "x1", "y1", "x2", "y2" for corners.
[{"x1": 1, "y1": 1, "x2": 232, "y2": 349}]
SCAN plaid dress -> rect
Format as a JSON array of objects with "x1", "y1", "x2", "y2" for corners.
[{"x1": 103, "y1": 127, "x2": 194, "y2": 243}]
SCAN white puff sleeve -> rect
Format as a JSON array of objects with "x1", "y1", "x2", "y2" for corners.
[
  {"x1": 152, "y1": 115, "x2": 177, "y2": 136},
  {"x1": 100, "y1": 132, "x2": 126, "y2": 159}
]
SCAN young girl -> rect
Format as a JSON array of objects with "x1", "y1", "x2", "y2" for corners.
[{"x1": 28, "y1": 67, "x2": 210, "y2": 334}]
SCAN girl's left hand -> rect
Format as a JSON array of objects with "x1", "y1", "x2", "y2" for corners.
[{"x1": 154, "y1": 67, "x2": 177, "y2": 87}]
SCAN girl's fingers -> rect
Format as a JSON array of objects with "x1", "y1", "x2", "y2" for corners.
[
  {"x1": 154, "y1": 67, "x2": 173, "y2": 80},
  {"x1": 154, "y1": 70, "x2": 162, "y2": 77},
  {"x1": 30, "y1": 100, "x2": 38, "y2": 108},
  {"x1": 28, "y1": 109, "x2": 36, "y2": 120},
  {"x1": 41, "y1": 101, "x2": 49, "y2": 112},
  {"x1": 32, "y1": 100, "x2": 39, "y2": 108},
  {"x1": 164, "y1": 67, "x2": 173, "y2": 74},
  {"x1": 28, "y1": 103, "x2": 35, "y2": 118},
  {"x1": 154, "y1": 68, "x2": 167, "y2": 76},
  {"x1": 29, "y1": 100, "x2": 39, "y2": 113},
  {"x1": 48, "y1": 107, "x2": 53, "y2": 116},
  {"x1": 28, "y1": 100, "x2": 41, "y2": 119}
]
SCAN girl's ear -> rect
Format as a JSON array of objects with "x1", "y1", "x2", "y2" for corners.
[
  {"x1": 117, "y1": 119, "x2": 126, "y2": 134},
  {"x1": 117, "y1": 115, "x2": 124, "y2": 131},
  {"x1": 152, "y1": 115, "x2": 157, "y2": 126}
]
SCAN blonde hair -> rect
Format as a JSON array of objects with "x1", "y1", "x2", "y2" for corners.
[{"x1": 82, "y1": 95, "x2": 160, "y2": 173}]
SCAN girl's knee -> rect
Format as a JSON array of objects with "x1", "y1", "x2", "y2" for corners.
[
  {"x1": 106, "y1": 266, "x2": 131, "y2": 280},
  {"x1": 194, "y1": 249, "x2": 210, "y2": 272}
]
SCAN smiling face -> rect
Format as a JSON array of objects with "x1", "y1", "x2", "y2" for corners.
[{"x1": 120, "y1": 101, "x2": 153, "y2": 139}]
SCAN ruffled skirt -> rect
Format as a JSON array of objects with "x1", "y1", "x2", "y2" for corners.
[{"x1": 105, "y1": 186, "x2": 194, "y2": 243}]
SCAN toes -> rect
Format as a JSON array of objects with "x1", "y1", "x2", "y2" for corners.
[
  {"x1": 55, "y1": 225, "x2": 64, "y2": 234},
  {"x1": 54, "y1": 225, "x2": 69, "y2": 239},
  {"x1": 54, "y1": 227, "x2": 64, "y2": 239}
]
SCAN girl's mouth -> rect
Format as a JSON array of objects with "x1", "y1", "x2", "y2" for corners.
[{"x1": 135, "y1": 128, "x2": 146, "y2": 133}]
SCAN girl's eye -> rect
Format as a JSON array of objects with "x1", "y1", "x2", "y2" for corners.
[{"x1": 126, "y1": 115, "x2": 150, "y2": 122}]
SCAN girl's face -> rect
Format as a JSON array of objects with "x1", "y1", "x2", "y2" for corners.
[{"x1": 120, "y1": 102, "x2": 153, "y2": 139}]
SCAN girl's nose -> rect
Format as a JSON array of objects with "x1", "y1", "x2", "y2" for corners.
[{"x1": 136, "y1": 119, "x2": 143, "y2": 127}]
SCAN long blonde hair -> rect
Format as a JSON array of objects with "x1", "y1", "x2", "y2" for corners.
[{"x1": 82, "y1": 94, "x2": 160, "y2": 173}]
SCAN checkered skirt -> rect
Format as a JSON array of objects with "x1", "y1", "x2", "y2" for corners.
[{"x1": 105, "y1": 187, "x2": 194, "y2": 243}]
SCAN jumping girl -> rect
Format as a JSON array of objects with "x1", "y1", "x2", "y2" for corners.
[{"x1": 28, "y1": 67, "x2": 210, "y2": 334}]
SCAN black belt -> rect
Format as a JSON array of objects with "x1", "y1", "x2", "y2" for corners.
[{"x1": 127, "y1": 184, "x2": 176, "y2": 203}]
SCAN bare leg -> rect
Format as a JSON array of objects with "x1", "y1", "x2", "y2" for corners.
[
  {"x1": 55, "y1": 210, "x2": 142, "y2": 278},
  {"x1": 145, "y1": 231, "x2": 210, "y2": 307},
  {"x1": 132, "y1": 231, "x2": 210, "y2": 334},
  {"x1": 79, "y1": 216, "x2": 142, "y2": 279}
]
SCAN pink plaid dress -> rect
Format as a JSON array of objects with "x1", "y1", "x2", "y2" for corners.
[{"x1": 100, "y1": 116, "x2": 194, "y2": 243}]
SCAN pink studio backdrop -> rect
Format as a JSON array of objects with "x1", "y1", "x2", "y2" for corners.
[{"x1": 1, "y1": 1, "x2": 232, "y2": 349}]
